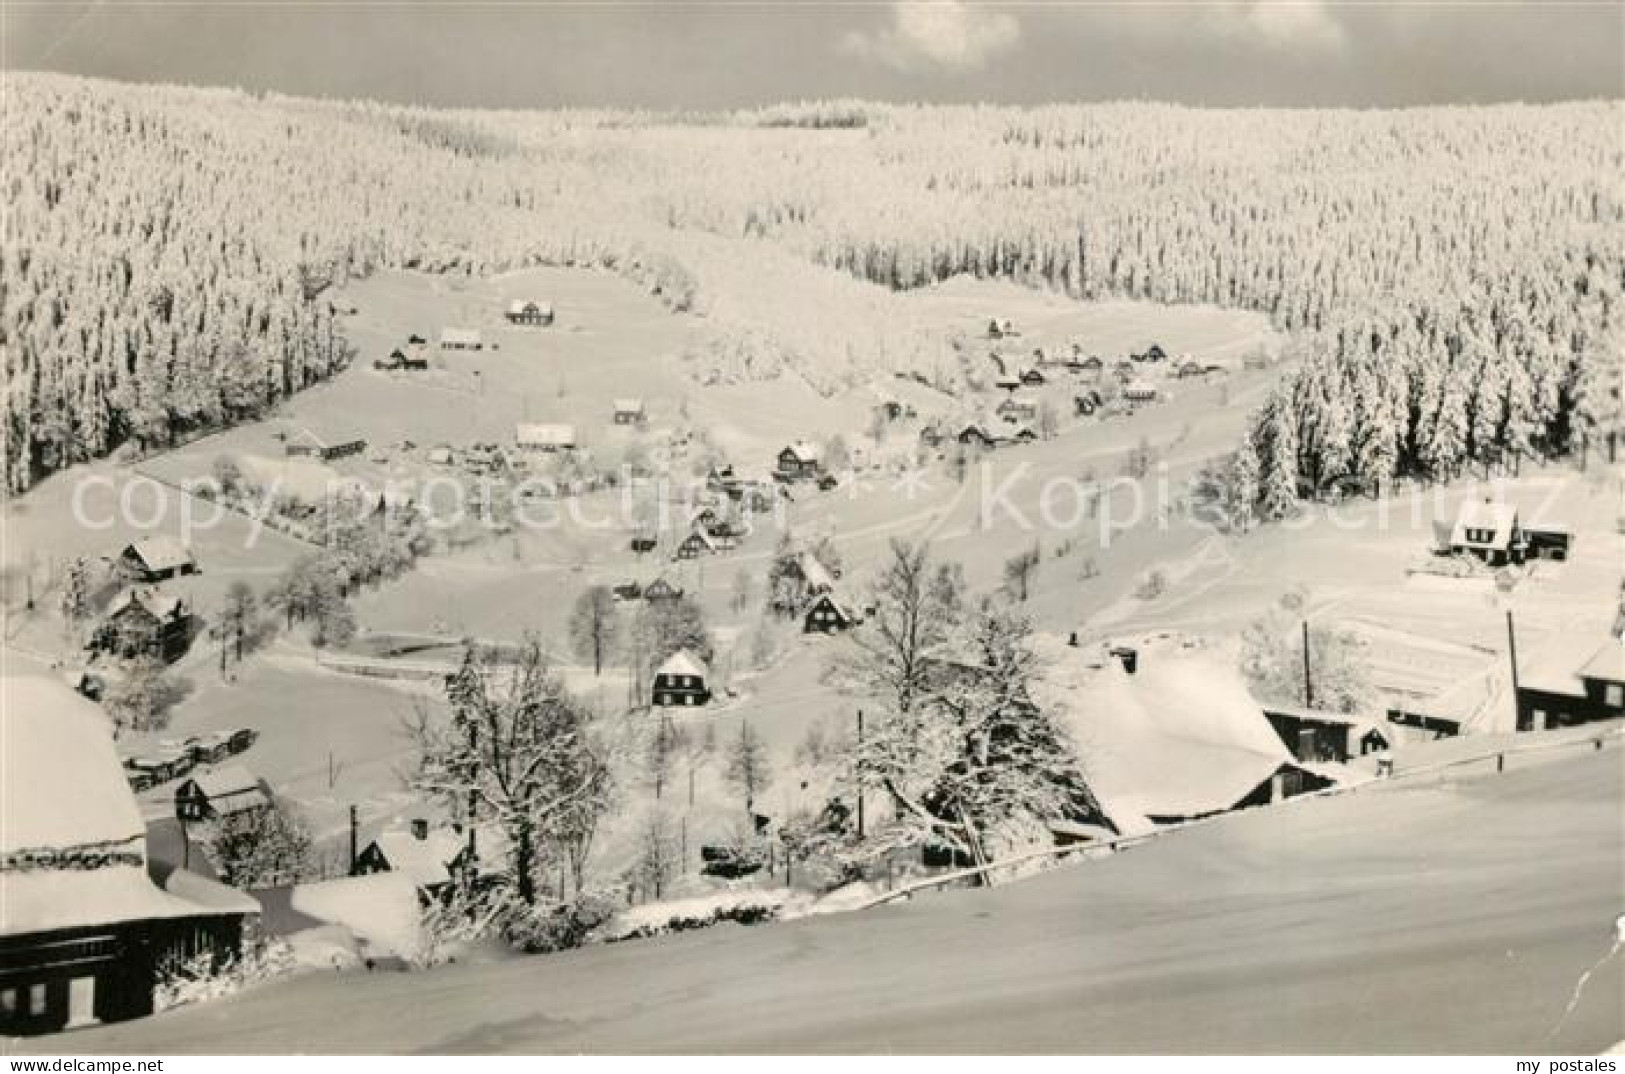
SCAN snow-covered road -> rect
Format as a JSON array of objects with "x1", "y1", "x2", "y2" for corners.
[{"x1": 29, "y1": 741, "x2": 1624, "y2": 1054}]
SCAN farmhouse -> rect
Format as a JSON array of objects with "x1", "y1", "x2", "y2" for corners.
[
  {"x1": 1261, "y1": 704, "x2": 1392, "y2": 764},
  {"x1": 1074, "y1": 395, "x2": 1097, "y2": 416},
  {"x1": 505, "y1": 300, "x2": 554, "y2": 327},
  {"x1": 174, "y1": 765, "x2": 271, "y2": 823},
  {"x1": 90, "y1": 589, "x2": 195, "y2": 664},
  {"x1": 439, "y1": 327, "x2": 483, "y2": 351},
  {"x1": 1123, "y1": 381, "x2": 1159, "y2": 403},
  {"x1": 642, "y1": 577, "x2": 683, "y2": 602},
  {"x1": 1447, "y1": 498, "x2": 1525, "y2": 566},
  {"x1": 2, "y1": 677, "x2": 253, "y2": 1036},
  {"x1": 612, "y1": 398, "x2": 647, "y2": 425},
  {"x1": 1137, "y1": 343, "x2": 1167, "y2": 363},
  {"x1": 1177, "y1": 360, "x2": 1206, "y2": 379},
  {"x1": 1019, "y1": 368, "x2": 1046, "y2": 387},
  {"x1": 285, "y1": 427, "x2": 367, "y2": 462},
  {"x1": 354, "y1": 820, "x2": 471, "y2": 896},
  {"x1": 959, "y1": 421, "x2": 1036, "y2": 450},
  {"x1": 1516, "y1": 638, "x2": 1625, "y2": 732},
  {"x1": 1069, "y1": 353, "x2": 1104, "y2": 376},
  {"x1": 652, "y1": 650, "x2": 711, "y2": 708},
  {"x1": 1029, "y1": 636, "x2": 1343, "y2": 833},
  {"x1": 676, "y1": 530, "x2": 718, "y2": 559},
  {"x1": 514, "y1": 423, "x2": 577, "y2": 454},
  {"x1": 803, "y1": 592, "x2": 859, "y2": 634},
  {"x1": 776, "y1": 441, "x2": 823, "y2": 480},
  {"x1": 118, "y1": 536, "x2": 197, "y2": 583},
  {"x1": 996, "y1": 396, "x2": 1040, "y2": 423}
]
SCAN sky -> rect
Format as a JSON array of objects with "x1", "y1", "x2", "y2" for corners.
[{"x1": 3, "y1": 2, "x2": 1621, "y2": 111}]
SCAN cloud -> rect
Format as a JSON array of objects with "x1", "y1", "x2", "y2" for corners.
[
  {"x1": 1219, "y1": 1, "x2": 1349, "y2": 54},
  {"x1": 840, "y1": 1, "x2": 1022, "y2": 73}
]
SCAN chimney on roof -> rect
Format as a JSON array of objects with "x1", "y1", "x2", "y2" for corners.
[{"x1": 410, "y1": 818, "x2": 429, "y2": 841}]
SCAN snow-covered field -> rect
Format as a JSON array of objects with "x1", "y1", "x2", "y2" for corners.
[{"x1": 36, "y1": 740, "x2": 1623, "y2": 1054}]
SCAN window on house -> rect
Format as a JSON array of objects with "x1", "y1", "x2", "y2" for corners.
[{"x1": 1607, "y1": 684, "x2": 1623, "y2": 708}]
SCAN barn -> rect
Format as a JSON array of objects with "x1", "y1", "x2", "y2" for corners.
[
  {"x1": 284, "y1": 427, "x2": 367, "y2": 462},
  {"x1": 642, "y1": 577, "x2": 683, "y2": 602},
  {"x1": 1123, "y1": 381, "x2": 1159, "y2": 403},
  {"x1": 652, "y1": 650, "x2": 711, "y2": 708},
  {"x1": 2, "y1": 677, "x2": 254, "y2": 1036},
  {"x1": 119, "y1": 536, "x2": 197, "y2": 583}
]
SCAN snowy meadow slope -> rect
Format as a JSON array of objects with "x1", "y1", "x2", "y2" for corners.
[
  {"x1": 4, "y1": 74, "x2": 1619, "y2": 507},
  {"x1": 40, "y1": 742, "x2": 1624, "y2": 1054}
]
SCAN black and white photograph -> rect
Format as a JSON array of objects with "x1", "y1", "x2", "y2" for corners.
[{"x1": 1, "y1": 0, "x2": 1621, "y2": 1059}]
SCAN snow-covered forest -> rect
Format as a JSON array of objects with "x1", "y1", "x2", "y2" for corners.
[{"x1": 4, "y1": 73, "x2": 1619, "y2": 498}]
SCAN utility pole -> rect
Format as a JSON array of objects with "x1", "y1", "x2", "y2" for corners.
[
  {"x1": 855, "y1": 709, "x2": 866, "y2": 840},
  {"x1": 1506, "y1": 610, "x2": 1523, "y2": 731},
  {"x1": 1301, "y1": 620, "x2": 1314, "y2": 710},
  {"x1": 348, "y1": 804, "x2": 359, "y2": 875}
]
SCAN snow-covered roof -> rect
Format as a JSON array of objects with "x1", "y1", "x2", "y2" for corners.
[
  {"x1": 182, "y1": 765, "x2": 270, "y2": 814},
  {"x1": 656, "y1": 649, "x2": 709, "y2": 680},
  {"x1": 286, "y1": 873, "x2": 422, "y2": 959},
  {"x1": 1578, "y1": 639, "x2": 1625, "y2": 685},
  {"x1": 440, "y1": 327, "x2": 482, "y2": 346},
  {"x1": 1124, "y1": 380, "x2": 1159, "y2": 397},
  {"x1": 1450, "y1": 498, "x2": 1520, "y2": 550},
  {"x1": 124, "y1": 535, "x2": 195, "y2": 573},
  {"x1": 508, "y1": 300, "x2": 552, "y2": 316},
  {"x1": 782, "y1": 440, "x2": 822, "y2": 463},
  {"x1": 613, "y1": 397, "x2": 645, "y2": 414},
  {"x1": 106, "y1": 586, "x2": 187, "y2": 622},
  {"x1": 1, "y1": 677, "x2": 204, "y2": 936},
  {"x1": 369, "y1": 827, "x2": 467, "y2": 889},
  {"x1": 1028, "y1": 637, "x2": 1315, "y2": 833},
  {"x1": 1258, "y1": 702, "x2": 1389, "y2": 741},
  {"x1": 797, "y1": 552, "x2": 836, "y2": 594},
  {"x1": 515, "y1": 423, "x2": 577, "y2": 448}
]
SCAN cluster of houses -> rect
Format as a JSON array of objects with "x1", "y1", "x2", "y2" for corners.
[
  {"x1": 80, "y1": 538, "x2": 204, "y2": 670},
  {"x1": 122, "y1": 729, "x2": 260, "y2": 792},
  {"x1": 375, "y1": 334, "x2": 431, "y2": 372}
]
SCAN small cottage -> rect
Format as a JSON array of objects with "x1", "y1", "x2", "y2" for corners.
[
  {"x1": 1123, "y1": 381, "x2": 1159, "y2": 404},
  {"x1": 676, "y1": 530, "x2": 718, "y2": 560},
  {"x1": 612, "y1": 398, "x2": 647, "y2": 426},
  {"x1": 1447, "y1": 498, "x2": 1525, "y2": 566},
  {"x1": 119, "y1": 536, "x2": 197, "y2": 583},
  {"x1": 803, "y1": 592, "x2": 859, "y2": 634},
  {"x1": 505, "y1": 300, "x2": 555, "y2": 327},
  {"x1": 174, "y1": 765, "x2": 271, "y2": 824},
  {"x1": 642, "y1": 577, "x2": 683, "y2": 602},
  {"x1": 1019, "y1": 368, "x2": 1046, "y2": 387},
  {"x1": 652, "y1": 650, "x2": 711, "y2": 708},
  {"x1": 776, "y1": 441, "x2": 823, "y2": 480}
]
